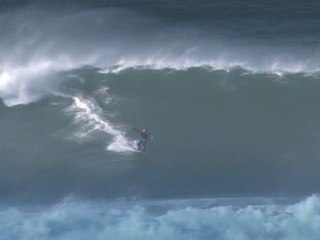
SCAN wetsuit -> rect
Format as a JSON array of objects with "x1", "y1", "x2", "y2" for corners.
[{"x1": 137, "y1": 131, "x2": 148, "y2": 151}]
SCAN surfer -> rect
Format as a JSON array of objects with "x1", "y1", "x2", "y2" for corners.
[{"x1": 132, "y1": 127, "x2": 149, "y2": 151}]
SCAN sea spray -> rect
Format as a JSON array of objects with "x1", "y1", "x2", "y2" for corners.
[{"x1": 1, "y1": 6, "x2": 320, "y2": 107}]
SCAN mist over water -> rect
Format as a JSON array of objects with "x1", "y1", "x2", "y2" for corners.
[
  {"x1": 1, "y1": 0, "x2": 320, "y2": 238},
  {"x1": 1, "y1": 4, "x2": 320, "y2": 106},
  {"x1": 1, "y1": 0, "x2": 320, "y2": 88}
]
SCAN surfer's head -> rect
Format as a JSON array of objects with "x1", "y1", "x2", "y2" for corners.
[{"x1": 142, "y1": 128, "x2": 148, "y2": 133}]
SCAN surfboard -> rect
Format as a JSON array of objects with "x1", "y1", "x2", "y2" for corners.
[{"x1": 136, "y1": 150, "x2": 147, "y2": 153}]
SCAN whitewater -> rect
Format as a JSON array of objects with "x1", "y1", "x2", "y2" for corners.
[{"x1": 0, "y1": 195, "x2": 320, "y2": 240}]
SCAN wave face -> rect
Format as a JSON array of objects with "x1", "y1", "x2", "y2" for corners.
[
  {"x1": 0, "y1": 68, "x2": 320, "y2": 203},
  {"x1": 1, "y1": 0, "x2": 320, "y2": 238}
]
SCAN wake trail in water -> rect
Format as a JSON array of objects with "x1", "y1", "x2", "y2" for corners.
[{"x1": 68, "y1": 95, "x2": 136, "y2": 153}]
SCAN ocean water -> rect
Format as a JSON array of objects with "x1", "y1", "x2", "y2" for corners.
[{"x1": 1, "y1": 0, "x2": 320, "y2": 239}]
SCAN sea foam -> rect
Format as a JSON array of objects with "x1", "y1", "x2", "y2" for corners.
[
  {"x1": 68, "y1": 95, "x2": 136, "y2": 153},
  {"x1": 0, "y1": 195, "x2": 319, "y2": 240}
]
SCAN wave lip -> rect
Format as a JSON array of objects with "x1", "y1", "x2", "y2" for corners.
[{"x1": 1, "y1": 7, "x2": 320, "y2": 107}]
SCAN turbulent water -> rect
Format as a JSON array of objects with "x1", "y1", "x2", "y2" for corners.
[{"x1": 1, "y1": 0, "x2": 320, "y2": 239}]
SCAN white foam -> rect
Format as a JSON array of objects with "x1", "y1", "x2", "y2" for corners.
[
  {"x1": 69, "y1": 96, "x2": 136, "y2": 153},
  {"x1": 0, "y1": 67, "x2": 45, "y2": 106},
  {"x1": 0, "y1": 59, "x2": 74, "y2": 106},
  {"x1": 98, "y1": 53, "x2": 320, "y2": 75},
  {"x1": 0, "y1": 195, "x2": 319, "y2": 240}
]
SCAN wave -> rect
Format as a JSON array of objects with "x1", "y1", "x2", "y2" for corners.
[
  {"x1": 0, "y1": 6, "x2": 320, "y2": 106},
  {"x1": 1, "y1": 195, "x2": 319, "y2": 240},
  {"x1": 0, "y1": 67, "x2": 320, "y2": 198}
]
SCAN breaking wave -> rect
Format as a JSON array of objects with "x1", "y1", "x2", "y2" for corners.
[
  {"x1": 1, "y1": 195, "x2": 320, "y2": 240},
  {"x1": 1, "y1": 6, "x2": 320, "y2": 106}
]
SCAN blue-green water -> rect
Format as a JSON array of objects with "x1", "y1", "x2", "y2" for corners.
[{"x1": 0, "y1": 0, "x2": 320, "y2": 239}]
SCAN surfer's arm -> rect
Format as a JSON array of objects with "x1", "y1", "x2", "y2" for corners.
[{"x1": 131, "y1": 127, "x2": 140, "y2": 132}]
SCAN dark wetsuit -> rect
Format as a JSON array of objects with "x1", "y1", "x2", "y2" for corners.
[{"x1": 137, "y1": 131, "x2": 148, "y2": 151}]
